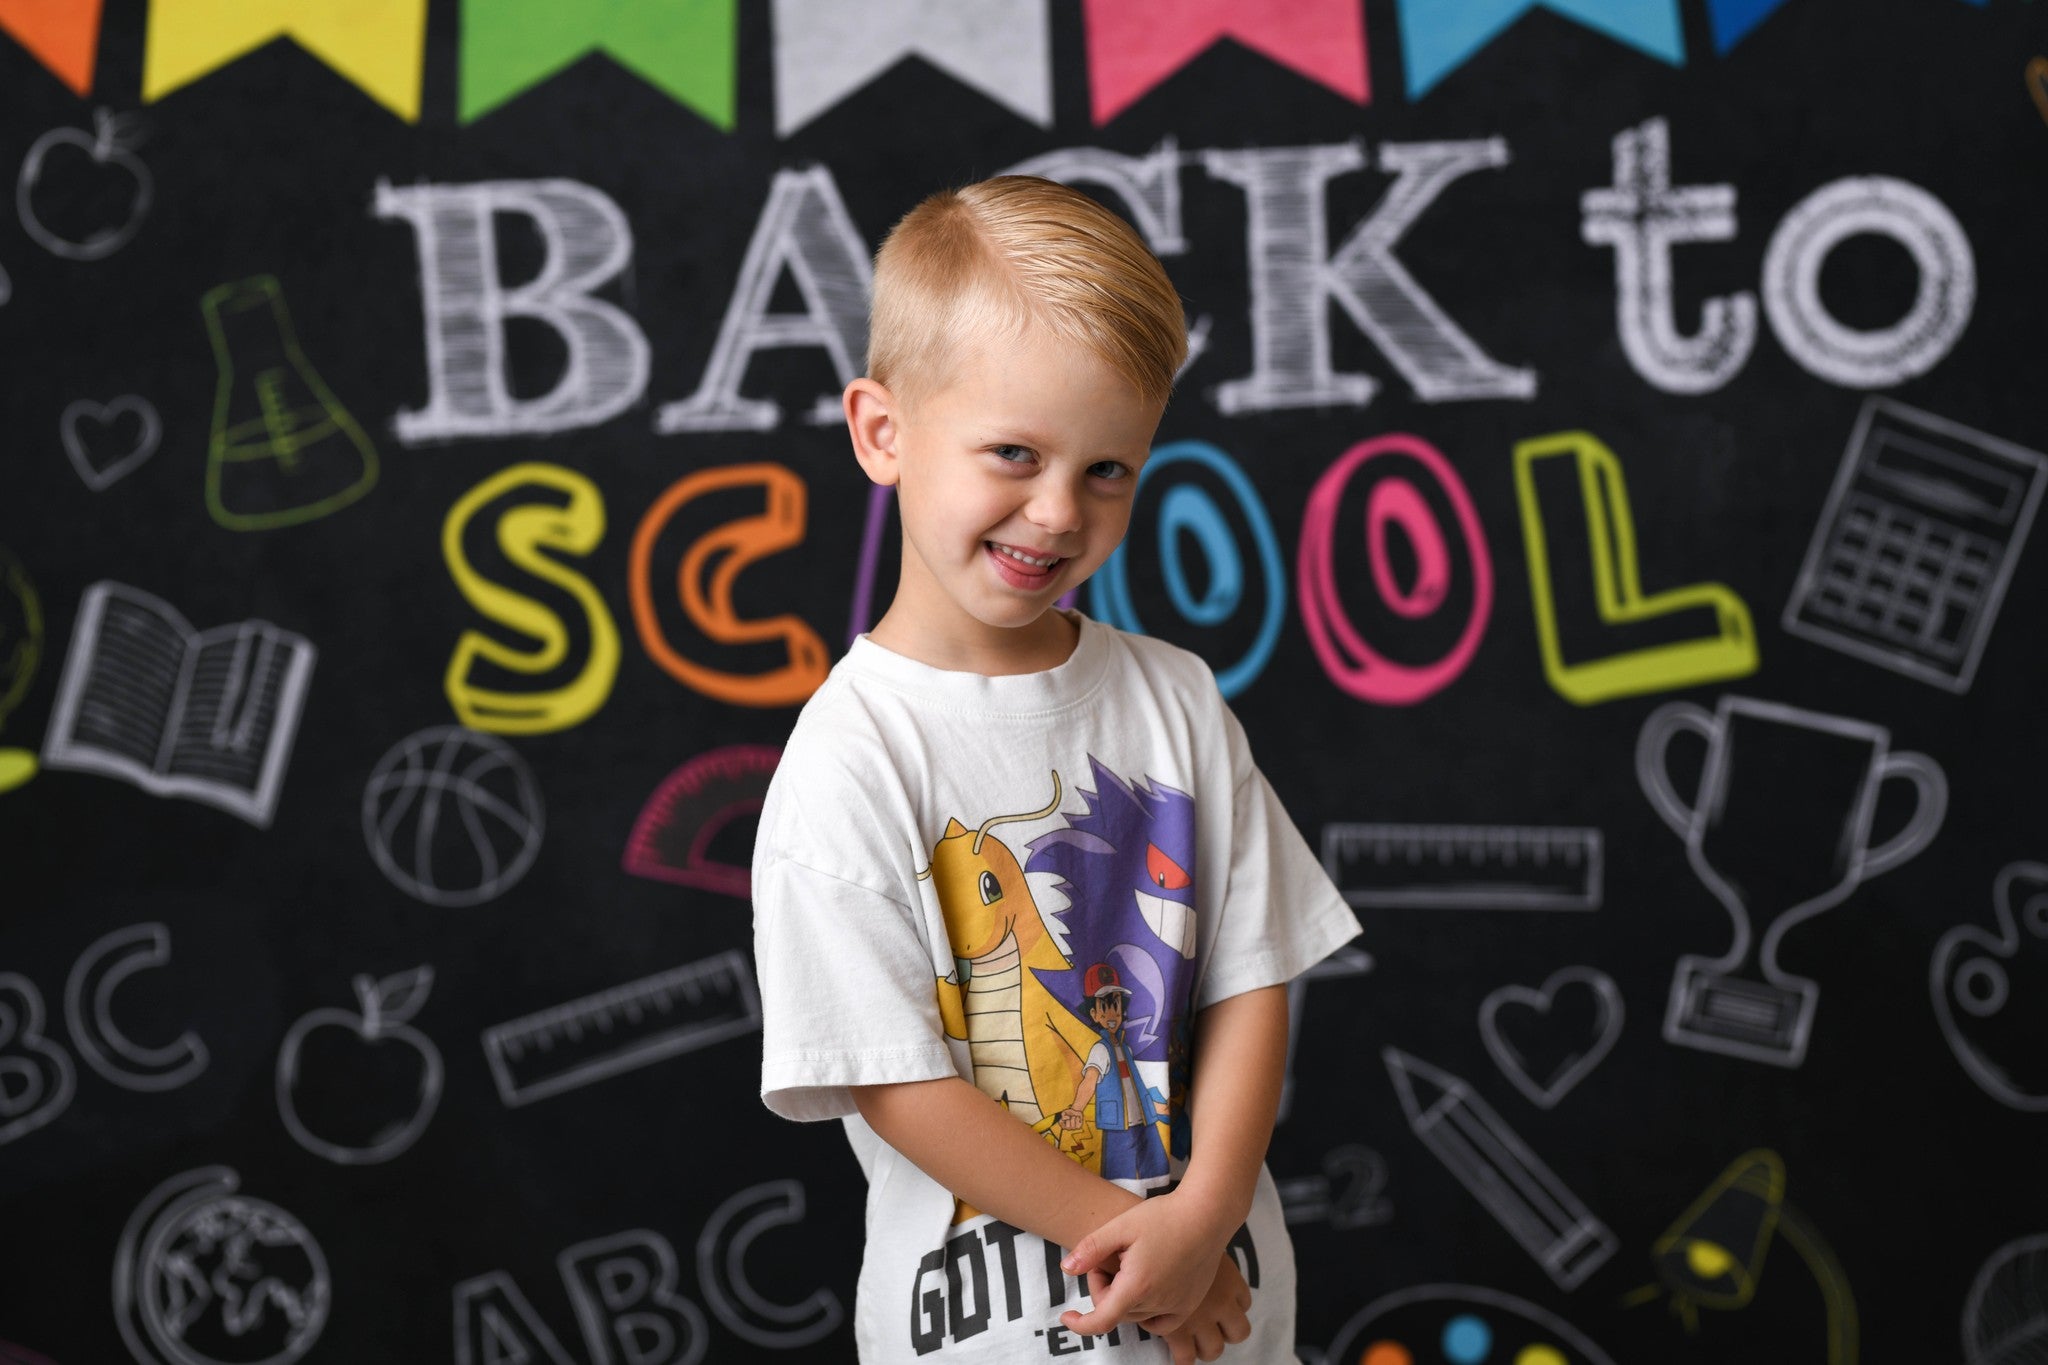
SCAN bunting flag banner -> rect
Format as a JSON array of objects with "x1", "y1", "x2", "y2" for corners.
[
  {"x1": 1397, "y1": 0, "x2": 1684, "y2": 99},
  {"x1": 142, "y1": 0, "x2": 426, "y2": 120},
  {"x1": 1083, "y1": 0, "x2": 1369, "y2": 127},
  {"x1": 772, "y1": 0, "x2": 1051, "y2": 138},
  {"x1": 1705, "y1": 0, "x2": 1791, "y2": 52},
  {"x1": 0, "y1": 0, "x2": 104, "y2": 94},
  {"x1": 461, "y1": 0, "x2": 736, "y2": 126}
]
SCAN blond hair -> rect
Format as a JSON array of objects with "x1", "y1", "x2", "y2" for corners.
[{"x1": 866, "y1": 175, "x2": 1187, "y2": 412}]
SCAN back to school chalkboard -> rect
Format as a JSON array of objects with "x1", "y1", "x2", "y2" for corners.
[{"x1": 3, "y1": 1, "x2": 2046, "y2": 1361}]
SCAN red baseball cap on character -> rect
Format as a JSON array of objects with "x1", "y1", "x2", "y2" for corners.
[{"x1": 1083, "y1": 963, "x2": 1131, "y2": 1000}]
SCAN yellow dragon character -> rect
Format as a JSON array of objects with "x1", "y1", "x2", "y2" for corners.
[{"x1": 918, "y1": 772, "x2": 1102, "y2": 1222}]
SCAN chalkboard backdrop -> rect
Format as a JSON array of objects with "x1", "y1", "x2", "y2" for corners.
[{"x1": 3, "y1": 1, "x2": 2046, "y2": 1362}]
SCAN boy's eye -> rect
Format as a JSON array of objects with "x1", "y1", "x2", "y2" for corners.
[
  {"x1": 1090, "y1": 461, "x2": 1132, "y2": 481},
  {"x1": 990, "y1": 445, "x2": 1032, "y2": 463}
]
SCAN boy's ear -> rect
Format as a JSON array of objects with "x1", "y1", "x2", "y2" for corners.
[{"x1": 843, "y1": 378, "x2": 900, "y2": 487}]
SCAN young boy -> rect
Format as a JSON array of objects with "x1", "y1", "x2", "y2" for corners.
[{"x1": 750, "y1": 175, "x2": 1362, "y2": 1363}]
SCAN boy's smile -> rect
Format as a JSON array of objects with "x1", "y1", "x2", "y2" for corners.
[{"x1": 845, "y1": 319, "x2": 1166, "y2": 675}]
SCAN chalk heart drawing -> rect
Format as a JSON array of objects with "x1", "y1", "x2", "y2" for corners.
[
  {"x1": 278, "y1": 965, "x2": 443, "y2": 1164},
  {"x1": 61, "y1": 396, "x2": 161, "y2": 491},
  {"x1": 1480, "y1": 967, "x2": 1625, "y2": 1109},
  {"x1": 1932, "y1": 861, "x2": 2048, "y2": 1112}
]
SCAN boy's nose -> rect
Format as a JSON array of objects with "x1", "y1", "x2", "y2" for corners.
[{"x1": 1025, "y1": 480, "x2": 1082, "y2": 535}]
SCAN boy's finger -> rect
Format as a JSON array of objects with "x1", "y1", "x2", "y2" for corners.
[
  {"x1": 1060, "y1": 1233, "x2": 1112, "y2": 1276},
  {"x1": 1059, "y1": 1279, "x2": 1136, "y2": 1336}
]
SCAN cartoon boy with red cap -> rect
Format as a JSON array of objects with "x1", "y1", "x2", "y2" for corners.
[{"x1": 1060, "y1": 962, "x2": 1171, "y2": 1182}]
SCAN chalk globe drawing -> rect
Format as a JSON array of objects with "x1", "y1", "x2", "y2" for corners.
[
  {"x1": 114, "y1": 1166, "x2": 329, "y2": 1365},
  {"x1": 362, "y1": 726, "x2": 543, "y2": 907}
]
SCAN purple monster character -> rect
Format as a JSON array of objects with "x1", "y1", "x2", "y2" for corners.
[{"x1": 1025, "y1": 755, "x2": 1199, "y2": 1155}]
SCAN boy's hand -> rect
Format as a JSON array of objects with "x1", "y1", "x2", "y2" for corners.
[
  {"x1": 1056, "y1": 1190, "x2": 1237, "y2": 1337},
  {"x1": 1159, "y1": 1255, "x2": 1252, "y2": 1364}
]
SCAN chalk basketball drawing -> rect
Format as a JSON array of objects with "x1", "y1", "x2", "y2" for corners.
[
  {"x1": 362, "y1": 726, "x2": 544, "y2": 907},
  {"x1": 113, "y1": 1165, "x2": 330, "y2": 1365},
  {"x1": 1963, "y1": 1234, "x2": 2048, "y2": 1365}
]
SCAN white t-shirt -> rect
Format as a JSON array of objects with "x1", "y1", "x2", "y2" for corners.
[{"x1": 751, "y1": 608, "x2": 1361, "y2": 1363}]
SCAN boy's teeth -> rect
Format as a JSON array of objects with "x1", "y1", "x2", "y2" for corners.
[{"x1": 992, "y1": 543, "x2": 1056, "y2": 567}]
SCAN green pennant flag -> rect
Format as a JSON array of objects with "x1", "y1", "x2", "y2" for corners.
[{"x1": 462, "y1": 0, "x2": 736, "y2": 126}]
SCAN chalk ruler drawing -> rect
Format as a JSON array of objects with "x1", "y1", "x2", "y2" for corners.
[
  {"x1": 1323, "y1": 823, "x2": 1603, "y2": 910},
  {"x1": 483, "y1": 949, "x2": 761, "y2": 1107},
  {"x1": 1784, "y1": 397, "x2": 2046, "y2": 693}
]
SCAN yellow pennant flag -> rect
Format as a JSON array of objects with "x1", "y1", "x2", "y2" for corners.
[{"x1": 144, "y1": 0, "x2": 427, "y2": 121}]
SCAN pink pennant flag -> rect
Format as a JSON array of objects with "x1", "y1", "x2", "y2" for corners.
[{"x1": 1084, "y1": 0, "x2": 1368, "y2": 126}]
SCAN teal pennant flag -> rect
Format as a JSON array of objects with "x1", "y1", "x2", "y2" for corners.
[
  {"x1": 1397, "y1": 0, "x2": 1683, "y2": 99},
  {"x1": 462, "y1": 0, "x2": 736, "y2": 125}
]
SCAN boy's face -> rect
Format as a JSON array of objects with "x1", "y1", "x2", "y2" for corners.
[{"x1": 848, "y1": 320, "x2": 1165, "y2": 664}]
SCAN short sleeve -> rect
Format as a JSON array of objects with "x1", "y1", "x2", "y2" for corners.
[
  {"x1": 1196, "y1": 702, "x2": 1362, "y2": 1010},
  {"x1": 752, "y1": 856, "x2": 957, "y2": 1122}
]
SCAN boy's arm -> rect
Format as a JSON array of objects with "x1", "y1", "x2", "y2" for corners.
[
  {"x1": 1173, "y1": 982, "x2": 1290, "y2": 1228},
  {"x1": 851, "y1": 1076, "x2": 1144, "y2": 1251},
  {"x1": 1056, "y1": 983, "x2": 1289, "y2": 1336}
]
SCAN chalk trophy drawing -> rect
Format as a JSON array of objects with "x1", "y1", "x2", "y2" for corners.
[
  {"x1": 278, "y1": 966, "x2": 443, "y2": 1165},
  {"x1": 361, "y1": 726, "x2": 543, "y2": 907},
  {"x1": 1620, "y1": 1150, "x2": 1857, "y2": 1365},
  {"x1": 62, "y1": 395, "x2": 162, "y2": 490},
  {"x1": 17, "y1": 110, "x2": 153, "y2": 261},
  {"x1": 0, "y1": 543, "x2": 43, "y2": 793},
  {"x1": 696, "y1": 1180, "x2": 844, "y2": 1348},
  {"x1": 1384, "y1": 1047, "x2": 1616, "y2": 1291},
  {"x1": 1962, "y1": 1233, "x2": 2048, "y2": 1365},
  {"x1": 1326, "y1": 1284, "x2": 1620, "y2": 1365},
  {"x1": 113, "y1": 1165, "x2": 330, "y2": 1365},
  {"x1": 1479, "y1": 966, "x2": 1624, "y2": 1110},
  {"x1": 1783, "y1": 398, "x2": 2046, "y2": 693},
  {"x1": 201, "y1": 276, "x2": 377, "y2": 529},
  {"x1": 1932, "y1": 861, "x2": 2048, "y2": 1112},
  {"x1": 40, "y1": 581, "x2": 316, "y2": 828},
  {"x1": 1639, "y1": 694, "x2": 1945, "y2": 1068},
  {"x1": 483, "y1": 949, "x2": 761, "y2": 1107},
  {"x1": 1322, "y1": 822, "x2": 1603, "y2": 911},
  {"x1": 1278, "y1": 944, "x2": 1373, "y2": 1123},
  {"x1": 65, "y1": 922, "x2": 208, "y2": 1092},
  {"x1": 1275, "y1": 1144, "x2": 1392, "y2": 1230},
  {"x1": 621, "y1": 744, "x2": 779, "y2": 897},
  {"x1": 0, "y1": 973, "x2": 75, "y2": 1147}
]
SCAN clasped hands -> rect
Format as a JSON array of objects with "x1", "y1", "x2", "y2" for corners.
[{"x1": 1054, "y1": 1188, "x2": 1253, "y2": 1364}]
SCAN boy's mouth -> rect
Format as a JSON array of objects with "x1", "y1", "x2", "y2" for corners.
[{"x1": 985, "y1": 541, "x2": 1063, "y2": 575}]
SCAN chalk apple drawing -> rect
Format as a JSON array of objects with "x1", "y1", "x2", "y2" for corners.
[
  {"x1": 18, "y1": 109, "x2": 153, "y2": 261},
  {"x1": 277, "y1": 966, "x2": 443, "y2": 1164}
]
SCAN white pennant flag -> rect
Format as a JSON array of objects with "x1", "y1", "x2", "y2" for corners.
[{"x1": 772, "y1": 0, "x2": 1051, "y2": 137}]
